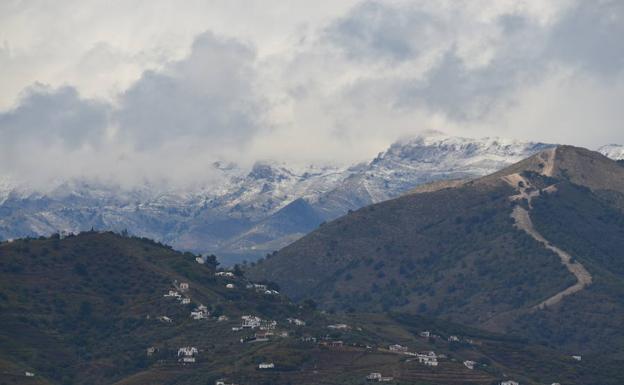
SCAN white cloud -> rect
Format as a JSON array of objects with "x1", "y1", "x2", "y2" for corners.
[{"x1": 0, "y1": 0, "x2": 622, "y2": 187}]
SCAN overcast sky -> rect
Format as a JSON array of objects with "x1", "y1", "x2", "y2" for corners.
[{"x1": 1, "y1": 0, "x2": 623, "y2": 187}]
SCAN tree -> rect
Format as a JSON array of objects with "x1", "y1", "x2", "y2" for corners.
[
  {"x1": 204, "y1": 254, "x2": 219, "y2": 269},
  {"x1": 302, "y1": 299, "x2": 317, "y2": 310}
]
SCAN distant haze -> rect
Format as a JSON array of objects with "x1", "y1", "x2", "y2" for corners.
[{"x1": 1, "y1": 0, "x2": 623, "y2": 187}]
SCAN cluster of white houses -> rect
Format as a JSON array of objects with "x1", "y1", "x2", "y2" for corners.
[
  {"x1": 162, "y1": 281, "x2": 231, "y2": 323},
  {"x1": 163, "y1": 281, "x2": 192, "y2": 306},
  {"x1": 191, "y1": 304, "x2": 209, "y2": 320},
  {"x1": 246, "y1": 283, "x2": 279, "y2": 295},
  {"x1": 387, "y1": 344, "x2": 439, "y2": 366},
  {"x1": 232, "y1": 315, "x2": 278, "y2": 332},
  {"x1": 214, "y1": 271, "x2": 280, "y2": 296}
]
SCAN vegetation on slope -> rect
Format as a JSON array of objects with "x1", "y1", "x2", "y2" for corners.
[
  {"x1": 2, "y1": 232, "x2": 617, "y2": 385},
  {"x1": 248, "y1": 146, "x2": 624, "y2": 357}
]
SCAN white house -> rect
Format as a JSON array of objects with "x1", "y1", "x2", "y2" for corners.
[
  {"x1": 260, "y1": 320, "x2": 277, "y2": 330},
  {"x1": 258, "y1": 362, "x2": 274, "y2": 369},
  {"x1": 287, "y1": 318, "x2": 306, "y2": 326},
  {"x1": 416, "y1": 351, "x2": 438, "y2": 366},
  {"x1": 190, "y1": 311, "x2": 205, "y2": 320},
  {"x1": 463, "y1": 360, "x2": 476, "y2": 370},
  {"x1": 419, "y1": 331, "x2": 431, "y2": 338},
  {"x1": 226, "y1": 283, "x2": 235, "y2": 289},
  {"x1": 179, "y1": 282, "x2": 189, "y2": 291},
  {"x1": 327, "y1": 323, "x2": 349, "y2": 330},
  {"x1": 164, "y1": 290, "x2": 181, "y2": 298},
  {"x1": 366, "y1": 372, "x2": 393, "y2": 382},
  {"x1": 195, "y1": 257, "x2": 205, "y2": 264},
  {"x1": 241, "y1": 315, "x2": 262, "y2": 329},
  {"x1": 178, "y1": 346, "x2": 198, "y2": 355},
  {"x1": 215, "y1": 271, "x2": 235, "y2": 278},
  {"x1": 448, "y1": 335, "x2": 460, "y2": 342},
  {"x1": 218, "y1": 315, "x2": 229, "y2": 322},
  {"x1": 25, "y1": 372, "x2": 35, "y2": 377},
  {"x1": 253, "y1": 284, "x2": 268, "y2": 291},
  {"x1": 178, "y1": 346, "x2": 198, "y2": 363},
  {"x1": 500, "y1": 381, "x2": 519, "y2": 385},
  {"x1": 181, "y1": 298, "x2": 191, "y2": 305},
  {"x1": 389, "y1": 344, "x2": 408, "y2": 353},
  {"x1": 366, "y1": 373, "x2": 382, "y2": 381},
  {"x1": 146, "y1": 346, "x2": 156, "y2": 356},
  {"x1": 572, "y1": 355, "x2": 582, "y2": 361},
  {"x1": 159, "y1": 315, "x2": 173, "y2": 323}
]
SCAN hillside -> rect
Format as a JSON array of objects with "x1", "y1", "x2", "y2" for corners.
[
  {"x1": 2, "y1": 232, "x2": 620, "y2": 385},
  {"x1": 248, "y1": 146, "x2": 624, "y2": 355}
]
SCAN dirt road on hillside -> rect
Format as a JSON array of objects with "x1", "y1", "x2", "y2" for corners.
[{"x1": 511, "y1": 205, "x2": 592, "y2": 309}]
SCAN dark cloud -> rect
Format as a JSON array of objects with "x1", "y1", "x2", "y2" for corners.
[
  {"x1": 326, "y1": 0, "x2": 624, "y2": 122},
  {"x1": 327, "y1": 1, "x2": 442, "y2": 62},
  {"x1": 117, "y1": 32, "x2": 262, "y2": 151},
  {"x1": 548, "y1": 0, "x2": 624, "y2": 76},
  {"x1": 0, "y1": 85, "x2": 109, "y2": 150},
  {"x1": 0, "y1": 31, "x2": 265, "y2": 184}
]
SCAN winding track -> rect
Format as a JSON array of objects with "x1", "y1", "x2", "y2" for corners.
[
  {"x1": 502, "y1": 170, "x2": 592, "y2": 310},
  {"x1": 511, "y1": 205, "x2": 592, "y2": 309}
]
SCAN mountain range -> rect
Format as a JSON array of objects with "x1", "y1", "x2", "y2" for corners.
[
  {"x1": 0, "y1": 135, "x2": 621, "y2": 266},
  {"x1": 248, "y1": 145, "x2": 624, "y2": 356},
  {"x1": 2, "y1": 142, "x2": 624, "y2": 385}
]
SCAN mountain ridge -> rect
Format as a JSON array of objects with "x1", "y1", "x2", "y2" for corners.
[
  {"x1": 248, "y1": 145, "x2": 624, "y2": 354},
  {"x1": 0, "y1": 135, "x2": 560, "y2": 264}
]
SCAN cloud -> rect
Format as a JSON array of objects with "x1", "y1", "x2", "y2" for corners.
[
  {"x1": 327, "y1": 1, "x2": 444, "y2": 62},
  {"x1": 0, "y1": 85, "x2": 109, "y2": 149},
  {"x1": 0, "y1": 32, "x2": 264, "y2": 188},
  {"x1": 0, "y1": 0, "x2": 623, "y2": 188},
  {"x1": 116, "y1": 32, "x2": 262, "y2": 152},
  {"x1": 308, "y1": 0, "x2": 624, "y2": 142},
  {"x1": 548, "y1": 0, "x2": 624, "y2": 76}
]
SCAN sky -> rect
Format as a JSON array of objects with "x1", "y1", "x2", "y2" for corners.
[{"x1": 1, "y1": 0, "x2": 623, "y2": 187}]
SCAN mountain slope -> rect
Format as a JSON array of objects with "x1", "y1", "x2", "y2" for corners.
[
  {"x1": 248, "y1": 146, "x2": 624, "y2": 354},
  {"x1": 2, "y1": 233, "x2": 610, "y2": 385}
]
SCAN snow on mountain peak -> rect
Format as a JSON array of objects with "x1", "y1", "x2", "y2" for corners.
[
  {"x1": 3, "y1": 134, "x2": 620, "y2": 265},
  {"x1": 598, "y1": 144, "x2": 624, "y2": 160}
]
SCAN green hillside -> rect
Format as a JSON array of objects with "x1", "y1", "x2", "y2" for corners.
[
  {"x1": 1, "y1": 231, "x2": 618, "y2": 385},
  {"x1": 248, "y1": 146, "x2": 624, "y2": 356}
]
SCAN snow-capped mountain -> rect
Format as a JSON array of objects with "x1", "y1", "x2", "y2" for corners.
[
  {"x1": 3, "y1": 134, "x2": 608, "y2": 265},
  {"x1": 598, "y1": 144, "x2": 624, "y2": 160}
]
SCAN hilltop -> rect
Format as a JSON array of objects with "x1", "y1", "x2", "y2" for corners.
[
  {"x1": 1, "y1": 232, "x2": 618, "y2": 385},
  {"x1": 248, "y1": 146, "x2": 624, "y2": 356}
]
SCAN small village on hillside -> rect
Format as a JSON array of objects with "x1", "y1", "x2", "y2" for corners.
[{"x1": 143, "y1": 268, "x2": 568, "y2": 385}]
